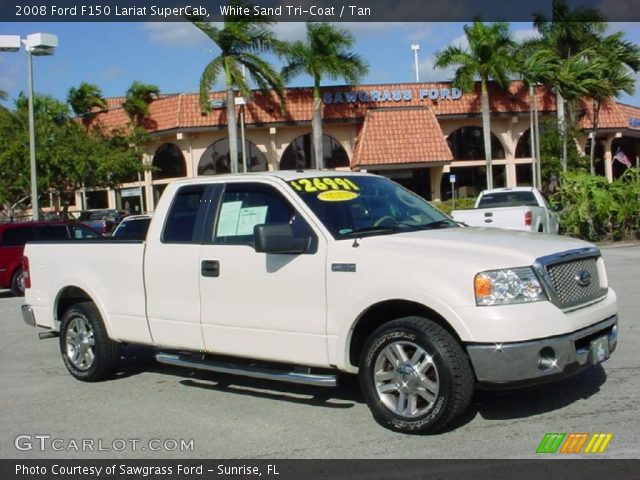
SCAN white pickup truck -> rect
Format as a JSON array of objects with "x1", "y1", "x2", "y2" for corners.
[
  {"x1": 452, "y1": 187, "x2": 560, "y2": 234},
  {"x1": 22, "y1": 172, "x2": 618, "y2": 434}
]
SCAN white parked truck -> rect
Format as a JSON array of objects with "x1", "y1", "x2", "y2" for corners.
[
  {"x1": 22, "y1": 172, "x2": 617, "y2": 433},
  {"x1": 451, "y1": 187, "x2": 560, "y2": 234}
]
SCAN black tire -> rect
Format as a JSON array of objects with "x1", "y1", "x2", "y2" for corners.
[
  {"x1": 10, "y1": 268, "x2": 25, "y2": 297},
  {"x1": 59, "y1": 302, "x2": 120, "y2": 381},
  {"x1": 359, "y1": 316, "x2": 474, "y2": 434}
]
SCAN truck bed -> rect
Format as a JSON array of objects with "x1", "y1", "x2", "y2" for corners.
[{"x1": 24, "y1": 240, "x2": 150, "y2": 343}]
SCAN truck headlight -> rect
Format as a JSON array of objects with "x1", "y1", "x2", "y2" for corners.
[{"x1": 474, "y1": 267, "x2": 546, "y2": 306}]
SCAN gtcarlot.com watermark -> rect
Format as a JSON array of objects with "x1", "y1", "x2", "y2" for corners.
[{"x1": 15, "y1": 434, "x2": 194, "y2": 452}]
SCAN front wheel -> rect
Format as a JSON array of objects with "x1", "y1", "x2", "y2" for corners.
[
  {"x1": 59, "y1": 302, "x2": 120, "y2": 381},
  {"x1": 359, "y1": 317, "x2": 474, "y2": 434}
]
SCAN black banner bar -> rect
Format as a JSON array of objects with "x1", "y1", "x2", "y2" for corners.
[
  {"x1": 2, "y1": 460, "x2": 640, "y2": 480},
  {"x1": 2, "y1": 0, "x2": 640, "y2": 23}
]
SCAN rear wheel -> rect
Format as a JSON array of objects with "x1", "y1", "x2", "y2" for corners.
[
  {"x1": 59, "y1": 302, "x2": 120, "y2": 381},
  {"x1": 359, "y1": 317, "x2": 474, "y2": 434},
  {"x1": 10, "y1": 268, "x2": 25, "y2": 297}
]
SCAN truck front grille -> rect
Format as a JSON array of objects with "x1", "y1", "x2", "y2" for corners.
[{"x1": 536, "y1": 248, "x2": 608, "y2": 310}]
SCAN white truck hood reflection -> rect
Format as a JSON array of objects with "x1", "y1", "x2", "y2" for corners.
[{"x1": 349, "y1": 226, "x2": 593, "y2": 271}]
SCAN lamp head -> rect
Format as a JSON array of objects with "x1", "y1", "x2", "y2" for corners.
[{"x1": 25, "y1": 33, "x2": 58, "y2": 56}]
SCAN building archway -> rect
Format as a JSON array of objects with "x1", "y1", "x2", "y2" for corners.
[
  {"x1": 610, "y1": 137, "x2": 637, "y2": 178},
  {"x1": 152, "y1": 143, "x2": 186, "y2": 180},
  {"x1": 442, "y1": 127, "x2": 506, "y2": 199},
  {"x1": 515, "y1": 129, "x2": 532, "y2": 158},
  {"x1": 198, "y1": 138, "x2": 268, "y2": 175},
  {"x1": 447, "y1": 126, "x2": 506, "y2": 160},
  {"x1": 280, "y1": 133, "x2": 350, "y2": 170}
]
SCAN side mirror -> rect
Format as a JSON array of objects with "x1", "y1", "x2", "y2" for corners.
[{"x1": 254, "y1": 223, "x2": 314, "y2": 254}]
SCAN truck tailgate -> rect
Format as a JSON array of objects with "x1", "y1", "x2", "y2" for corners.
[{"x1": 452, "y1": 206, "x2": 532, "y2": 230}]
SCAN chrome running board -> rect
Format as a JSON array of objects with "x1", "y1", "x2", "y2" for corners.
[{"x1": 156, "y1": 352, "x2": 337, "y2": 388}]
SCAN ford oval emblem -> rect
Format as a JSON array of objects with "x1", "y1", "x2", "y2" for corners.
[{"x1": 575, "y1": 270, "x2": 591, "y2": 287}]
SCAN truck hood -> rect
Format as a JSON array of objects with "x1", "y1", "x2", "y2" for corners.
[{"x1": 355, "y1": 226, "x2": 593, "y2": 270}]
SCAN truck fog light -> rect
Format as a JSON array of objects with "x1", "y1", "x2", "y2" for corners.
[
  {"x1": 538, "y1": 347, "x2": 557, "y2": 370},
  {"x1": 609, "y1": 324, "x2": 618, "y2": 351}
]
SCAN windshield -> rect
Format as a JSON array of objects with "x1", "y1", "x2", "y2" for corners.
[{"x1": 287, "y1": 175, "x2": 457, "y2": 239}]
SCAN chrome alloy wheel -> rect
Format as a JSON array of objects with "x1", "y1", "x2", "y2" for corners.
[
  {"x1": 373, "y1": 341, "x2": 439, "y2": 418},
  {"x1": 65, "y1": 316, "x2": 96, "y2": 371}
]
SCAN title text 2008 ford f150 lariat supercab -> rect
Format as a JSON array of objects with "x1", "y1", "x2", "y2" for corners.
[{"x1": 22, "y1": 172, "x2": 618, "y2": 433}]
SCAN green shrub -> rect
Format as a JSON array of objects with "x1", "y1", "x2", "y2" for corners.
[
  {"x1": 556, "y1": 168, "x2": 640, "y2": 241},
  {"x1": 432, "y1": 197, "x2": 477, "y2": 216}
]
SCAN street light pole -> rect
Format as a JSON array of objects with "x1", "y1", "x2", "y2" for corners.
[
  {"x1": 411, "y1": 44, "x2": 420, "y2": 83},
  {"x1": 0, "y1": 33, "x2": 57, "y2": 220},
  {"x1": 26, "y1": 48, "x2": 39, "y2": 220}
]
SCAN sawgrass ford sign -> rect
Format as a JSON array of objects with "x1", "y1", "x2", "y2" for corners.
[{"x1": 322, "y1": 87, "x2": 463, "y2": 104}]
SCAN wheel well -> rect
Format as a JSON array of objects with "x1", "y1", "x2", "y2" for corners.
[
  {"x1": 348, "y1": 300, "x2": 462, "y2": 368},
  {"x1": 56, "y1": 286, "x2": 93, "y2": 325},
  {"x1": 11, "y1": 265, "x2": 22, "y2": 279}
]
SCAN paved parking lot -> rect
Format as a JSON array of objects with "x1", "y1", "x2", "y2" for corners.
[{"x1": 1, "y1": 244, "x2": 638, "y2": 459}]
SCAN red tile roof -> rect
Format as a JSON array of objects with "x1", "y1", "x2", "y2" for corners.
[
  {"x1": 583, "y1": 100, "x2": 640, "y2": 131},
  {"x1": 577, "y1": 98, "x2": 628, "y2": 130},
  {"x1": 351, "y1": 107, "x2": 453, "y2": 168},
  {"x1": 90, "y1": 81, "x2": 636, "y2": 135}
]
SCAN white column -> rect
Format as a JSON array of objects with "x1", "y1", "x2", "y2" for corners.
[
  {"x1": 268, "y1": 127, "x2": 278, "y2": 171},
  {"x1": 604, "y1": 135, "x2": 615, "y2": 182}
]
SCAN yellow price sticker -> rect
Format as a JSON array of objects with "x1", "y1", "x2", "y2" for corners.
[
  {"x1": 289, "y1": 177, "x2": 360, "y2": 194},
  {"x1": 317, "y1": 190, "x2": 360, "y2": 202}
]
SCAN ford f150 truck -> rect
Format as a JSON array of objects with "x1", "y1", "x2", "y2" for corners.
[
  {"x1": 451, "y1": 187, "x2": 560, "y2": 234},
  {"x1": 21, "y1": 172, "x2": 618, "y2": 434}
]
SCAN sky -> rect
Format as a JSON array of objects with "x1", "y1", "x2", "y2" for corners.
[{"x1": 2, "y1": 21, "x2": 640, "y2": 108}]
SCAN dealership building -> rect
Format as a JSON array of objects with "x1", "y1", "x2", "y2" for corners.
[{"x1": 67, "y1": 81, "x2": 640, "y2": 214}]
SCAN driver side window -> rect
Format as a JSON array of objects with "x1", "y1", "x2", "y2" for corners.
[{"x1": 213, "y1": 184, "x2": 313, "y2": 246}]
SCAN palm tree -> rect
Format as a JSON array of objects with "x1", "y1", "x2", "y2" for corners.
[
  {"x1": 281, "y1": 22, "x2": 368, "y2": 170},
  {"x1": 188, "y1": 3, "x2": 285, "y2": 174},
  {"x1": 0, "y1": 89, "x2": 7, "y2": 101},
  {"x1": 122, "y1": 81, "x2": 160, "y2": 127},
  {"x1": 584, "y1": 33, "x2": 640, "y2": 174},
  {"x1": 434, "y1": 20, "x2": 516, "y2": 190},
  {"x1": 67, "y1": 82, "x2": 107, "y2": 130},
  {"x1": 120, "y1": 81, "x2": 160, "y2": 199},
  {"x1": 533, "y1": 0, "x2": 606, "y2": 170},
  {"x1": 518, "y1": 42, "x2": 611, "y2": 179}
]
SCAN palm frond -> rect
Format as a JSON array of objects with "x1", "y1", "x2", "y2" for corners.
[{"x1": 199, "y1": 57, "x2": 223, "y2": 112}]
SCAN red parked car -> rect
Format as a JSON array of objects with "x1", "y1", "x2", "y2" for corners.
[{"x1": 0, "y1": 221, "x2": 101, "y2": 296}]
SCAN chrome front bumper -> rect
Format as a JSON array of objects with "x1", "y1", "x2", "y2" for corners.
[
  {"x1": 466, "y1": 315, "x2": 618, "y2": 385},
  {"x1": 21, "y1": 304, "x2": 36, "y2": 327}
]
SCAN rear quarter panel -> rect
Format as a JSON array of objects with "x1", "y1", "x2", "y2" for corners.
[{"x1": 24, "y1": 241, "x2": 151, "y2": 344}]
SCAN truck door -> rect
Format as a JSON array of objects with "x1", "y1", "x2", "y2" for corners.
[
  {"x1": 198, "y1": 181, "x2": 329, "y2": 367},
  {"x1": 144, "y1": 184, "x2": 215, "y2": 350}
]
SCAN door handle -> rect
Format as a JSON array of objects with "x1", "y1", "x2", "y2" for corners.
[{"x1": 201, "y1": 260, "x2": 220, "y2": 277}]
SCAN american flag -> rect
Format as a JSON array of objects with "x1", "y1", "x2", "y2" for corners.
[{"x1": 613, "y1": 148, "x2": 632, "y2": 168}]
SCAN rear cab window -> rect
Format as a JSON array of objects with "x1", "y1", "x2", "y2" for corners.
[
  {"x1": 36, "y1": 225, "x2": 69, "y2": 241},
  {"x1": 477, "y1": 191, "x2": 538, "y2": 208},
  {"x1": 162, "y1": 185, "x2": 209, "y2": 243},
  {"x1": 1, "y1": 226, "x2": 35, "y2": 247}
]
